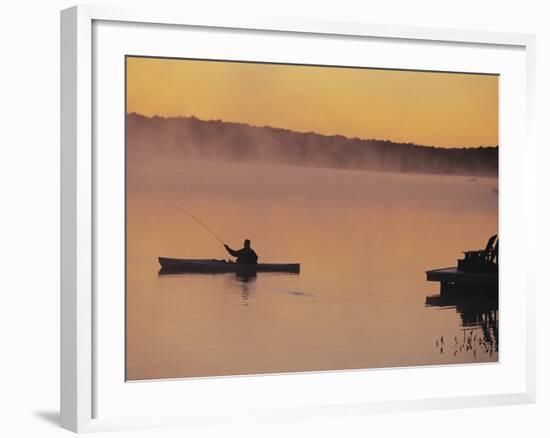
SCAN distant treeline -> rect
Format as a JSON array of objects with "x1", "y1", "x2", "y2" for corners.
[{"x1": 127, "y1": 113, "x2": 498, "y2": 176}]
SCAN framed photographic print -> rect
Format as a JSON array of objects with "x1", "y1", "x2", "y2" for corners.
[{"x1": 61, "y1": 5, "x2": 536, "y2": 433}]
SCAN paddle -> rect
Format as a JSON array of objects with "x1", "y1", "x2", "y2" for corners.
[{"x1": 165, "y1": 203, "x2": 226, "y2": 247}]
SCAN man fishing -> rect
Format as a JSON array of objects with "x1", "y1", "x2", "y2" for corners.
[
  {"x1": 165, "y1": 205, "x2": 260, "y2": 265},
  {"x1": 224, "y1": 239, "x2": 258, "y2": 265}
]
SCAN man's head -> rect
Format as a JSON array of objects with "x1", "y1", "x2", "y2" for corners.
[{"x1": 244, "y1": 239, "x2": 251, "y2": 248}]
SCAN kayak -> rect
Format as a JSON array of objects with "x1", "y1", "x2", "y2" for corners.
[{"x1": 158, "y1": 257, "x2": 300, "y2": 274}]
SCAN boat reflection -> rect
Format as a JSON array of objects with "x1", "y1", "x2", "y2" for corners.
[
  {"x1": 157, "y1": 268, "x2": 272, "y2": 306},
  {"x1": 233, "y1": 271, "x2": 257, "y2": 305}
]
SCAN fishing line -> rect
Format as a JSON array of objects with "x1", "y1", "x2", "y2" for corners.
[{"x1": 165, "y1": 203, "x2": 225, "y2": 246}]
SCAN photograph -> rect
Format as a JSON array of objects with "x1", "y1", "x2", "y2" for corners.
[{"x1": 125, "y1": 56, "x2": 499, "y2": 381}]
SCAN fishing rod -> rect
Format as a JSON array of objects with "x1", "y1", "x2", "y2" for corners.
[{"x1": 165, "y1": 203, "x2": 226, "y2": 246}]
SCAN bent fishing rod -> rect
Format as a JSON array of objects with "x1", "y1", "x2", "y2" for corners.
[{"x1": 165, "y1": 203, "x2": 226, "y2": 247}]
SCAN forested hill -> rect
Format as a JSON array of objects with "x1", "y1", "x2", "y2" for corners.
[{"x1": 126, "y1": 113, "x2": 498, "y2": 176}]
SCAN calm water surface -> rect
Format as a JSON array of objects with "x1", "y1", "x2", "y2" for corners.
[{"x1": 126, "y1": 160, "x2": 498, "y2": 380}]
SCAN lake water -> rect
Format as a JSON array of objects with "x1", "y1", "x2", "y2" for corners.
[{"x1": 126, "y1": 159, "x2": 498, "y2": 380}]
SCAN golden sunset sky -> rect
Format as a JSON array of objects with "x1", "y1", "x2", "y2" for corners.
[{"x1": 126, "y1": 56, "x2": 498, "y2": 148}]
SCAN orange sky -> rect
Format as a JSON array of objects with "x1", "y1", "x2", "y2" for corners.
[{"x1": 126, "y1": 56, "x2": 498, "y2": 148}]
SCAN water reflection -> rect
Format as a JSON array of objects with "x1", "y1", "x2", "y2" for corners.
[
  {"x1": 233, "y1": 271, "x2": 257, "y2": 305},
  {"x1": 158, "y1": 269, "x2": 262, "y2": 306},
  {"x1": 425, "y1": 287, "x2": 498, "y2": 359},
  {"x1": 126, "y1": 160, "x2": 499, "y2": 379}
]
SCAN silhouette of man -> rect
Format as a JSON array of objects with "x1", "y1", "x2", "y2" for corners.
[{"x1": 224, "y1": 239, "x2": 258, "y2": 265}]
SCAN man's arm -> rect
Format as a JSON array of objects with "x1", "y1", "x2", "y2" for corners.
[{"x1": 224, "y1": 244, "x2": 241, "y2": 257}]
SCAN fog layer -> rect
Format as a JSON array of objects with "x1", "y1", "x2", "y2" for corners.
[{"x1": 127, "y1": 113, "x2": 498, "y2": 177}]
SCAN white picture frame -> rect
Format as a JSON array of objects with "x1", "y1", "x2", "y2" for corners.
[{"x1": 60, "y1": 4, "x2": 536, "y2": 433}]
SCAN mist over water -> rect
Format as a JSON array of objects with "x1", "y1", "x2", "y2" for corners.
[
  {"x1": 127, "y1": 114, "x2": 499, "y2": 177},
  {"x1": 126, "y1": 158, "x2": 498, "y2": 380}
]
